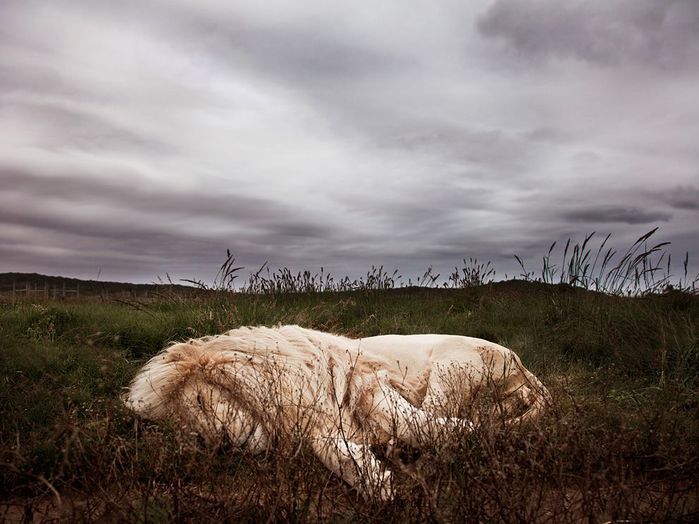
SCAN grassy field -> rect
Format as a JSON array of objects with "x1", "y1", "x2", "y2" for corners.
[{"x1": 1, "y1": 282, "x2": 698, "y2": 522}]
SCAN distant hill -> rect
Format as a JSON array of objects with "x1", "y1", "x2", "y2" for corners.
[
  {"x1": 3, "y1": 271, "x2": 676, "y2": 301},
  {"x1": 0, "y1": 272, "x2": 199, "y2": 299}
]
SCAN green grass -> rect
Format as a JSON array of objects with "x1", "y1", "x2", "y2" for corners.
[{"x1": 1, "y1": 283, "x2": 698, "y2": 522}]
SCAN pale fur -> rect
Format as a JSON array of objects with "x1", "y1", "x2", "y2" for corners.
[{"x1": 125, "y1": 325, "x2": 550, "y2": 499}]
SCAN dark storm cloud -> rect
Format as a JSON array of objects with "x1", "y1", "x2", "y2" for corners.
[
  {"x1": 1, "y1": 0, "x2": 698, "y2": 282},
  {"x1": 664, "y1": 186, "x2": 699, "y2": 210},
  {"x1": 478, "y1": 0, "x2": 699, "y2": 70},
  {"x1": 0, "y1": 206, "x2": 209, "y2": 255},
  {"x1": 0, "y1": 163, "x2": 341, "y2": 281},
  {"x1": 0, "y1": 198, "x2": 328, "y2": 249},
  {"x1": 105, "y1": 2, "x2": 536, "y2": 181},
  {"x1": 0, "y1": 199, "x2": 337, "y2": 283},
  {"x1": 561, "y1": 206, "x2": 672, "y2": 225},
  {"x1": 0, "y1": 171, "x2": 340, "y2": 283},
  {"x1": 0, "y1": 167, "x2": 327, "y2": 228}
]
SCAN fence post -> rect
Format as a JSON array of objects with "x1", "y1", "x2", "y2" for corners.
[
  {"x1": 12, "y1": 280, "x2": 15, "y2": 300},
  {"x1": 76, "y1": 283, "x2": 80, "y2": 298},
  {"x1": 62, "y1": 281, "x2": 66, "y2": 298}
]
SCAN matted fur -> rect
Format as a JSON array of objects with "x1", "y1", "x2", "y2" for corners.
[{"x1": 125, "y1": 325, "x2": 550, "y2": 499}]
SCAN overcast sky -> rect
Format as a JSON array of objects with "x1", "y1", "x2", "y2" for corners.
[{"x1": 1, "y1": 0, "x2": 698, "y2": 284}]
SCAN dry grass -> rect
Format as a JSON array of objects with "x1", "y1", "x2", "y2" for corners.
[{"x1": 1, "y1": 376, "x2": 696, "y2": 522}]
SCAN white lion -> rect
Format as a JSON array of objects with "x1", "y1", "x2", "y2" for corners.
[{"x1": 125, "y1": 325, "x2": 549, "y2": 500}]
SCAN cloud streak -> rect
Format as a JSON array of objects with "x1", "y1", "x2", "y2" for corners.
[
  {"x1": 478, "y1": 0, "x2": 699, "y2": 71},
  {"x1": 561, "y1": 206, "x2": 672, "y2": 225}
]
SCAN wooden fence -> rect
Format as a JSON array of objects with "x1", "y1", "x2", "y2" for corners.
[
  {"x1": 0, "y1": 281, "x2": 81, "y2": 299},
  {"x1": 0, "y1": 281, "x2": 198, "y2": 301}
]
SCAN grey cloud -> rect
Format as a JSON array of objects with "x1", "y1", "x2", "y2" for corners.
[
  {"x1": 478, "y1": 0, "x2": 699, "y2": 71},
  {"x1": 665, "y1": 186, "x2": 699, "y2": 210},
  {"x1": 0, "y1": 99, "x2": 172, "y2": 154},
  {"x1": 521, "y1": 127, "x2": 573, "y2": 144},
  {"x1": 193, "y1": 18, "x2": 401, "y2": 81},
  {"x1": 1, "y1": 1, "x2": 698, "y2": 282},
  {"x1": 70, "y1": 2, "x2": 538, "y2": 187},
  {"x1": 0, "y1": 206, "x2": 227, "y2": 280},
  {"x1": 0, "y1": 201, "x2": 337, "y2": 282},
  {"x1": 70, "y1": 0, "x2": 404, "y2": 84},
  {"x1": 561, "y1": 206, "x2": 672, "y2": 225},
  {"x1": 118, "y1": 3, "x2": 512, "y2": 172},
  {"x1": 0, "y1": 166, "x2": 342, "y2": 282},
  {"x1": 386, "y1": 124, "x2": 534, "y2": 172},
  {"x1": 0, "y1": 66, "x2": 76, "y2": 97},
  {"x1": 0, "y1": 205, "x2": 222, "y2": 252},
  {"x1": 0, "y1": 167, "x2": 331, "y2": 234}
]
